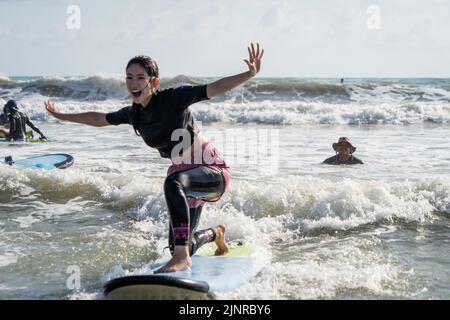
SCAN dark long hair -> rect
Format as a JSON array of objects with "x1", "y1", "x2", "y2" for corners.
[
  {"x1": 126, "y1": 55, "x2": 159, "y2": 78},
  {"x1": 126, "y1": 56, "x2": 159, "y2": 136}
]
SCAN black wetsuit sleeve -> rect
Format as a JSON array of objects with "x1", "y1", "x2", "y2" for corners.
[
  {"x1": 323, "y1": 156, "x2": 337, "y2": 164},
  {"x1": 352, "y1": 156, "x2": 364, "y2": 164},
  {"x1": 26, "y1": 117, "x2": 43, "y2": 135},
  {"x1": 167, "y1": 85, "x2": 209, "y2": 112},
  {"x1": 105, "y1": 106, "x2": 132, "y2": 125}
]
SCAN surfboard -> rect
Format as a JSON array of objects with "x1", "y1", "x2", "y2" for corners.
[
  {"x1": 104, "y1": 242, "x2": 257, "y2": 300},
  {"x1": 4, "y1": 154, "x2": 74, "y2": 170}
]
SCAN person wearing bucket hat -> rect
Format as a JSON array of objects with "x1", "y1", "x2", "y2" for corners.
[
  {"x1": 323, "y1": 137, "x2": 364, "y2": 165},
  {"x1": 0, "y1": 100, "x2": 47, "y2": 141}
]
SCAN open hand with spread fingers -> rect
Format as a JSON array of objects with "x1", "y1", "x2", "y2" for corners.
[{"x1": 244, "y1": 42, "x2": 264, "y2": 77}]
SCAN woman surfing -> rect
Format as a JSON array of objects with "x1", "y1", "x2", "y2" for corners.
[{"x1": 45, "y1": 43, "x2": 264, "y2": 273}]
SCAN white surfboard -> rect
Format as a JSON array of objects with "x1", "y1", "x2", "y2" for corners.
[{"x1": 104, "y1": 243, "x2": 257, "y2": 300}]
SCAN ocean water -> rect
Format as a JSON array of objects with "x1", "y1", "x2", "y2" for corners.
[{"x1": 0, "y1": 76, "x2": 449, "y2": 299}]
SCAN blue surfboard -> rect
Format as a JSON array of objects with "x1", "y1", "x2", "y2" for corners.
[
  {"x1": 4, "y1": 154, "x2": 74, "y2": 170},
  {"x1": 104, "y1": 243, "x2": 258, "y2": 300}
]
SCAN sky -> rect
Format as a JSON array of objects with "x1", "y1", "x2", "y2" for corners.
[{"x1": 0, "y1": 0, "x2": 449, "y2": 78}]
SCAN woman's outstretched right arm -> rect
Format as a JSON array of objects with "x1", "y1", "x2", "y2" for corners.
[{"x1": 45, "y1": 101, "x2": 110, "y2": 127}]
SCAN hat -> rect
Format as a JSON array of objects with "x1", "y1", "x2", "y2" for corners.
[{"x1": 332, "y1": 137, "x2": 356, "y2": 153}]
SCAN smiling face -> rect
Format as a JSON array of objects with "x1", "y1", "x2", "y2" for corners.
[
  {"x1": 126, "y1": 63, "x2": 156, "y2": 105},
  {"x1": 336, "y1": 142, "x2": 352, "y2": 155}
]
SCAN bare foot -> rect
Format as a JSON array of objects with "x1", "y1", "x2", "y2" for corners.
[
  {"x1": 214, "y1": 225, "x2": 229, "y2": 256},
  {"x1": 154, "y1": 246, "x2": 192, "y2": 273}
]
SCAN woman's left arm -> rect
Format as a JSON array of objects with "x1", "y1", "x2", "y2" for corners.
[{"x1": 206, "y1": 43, "x2": 264, "y2": 99}]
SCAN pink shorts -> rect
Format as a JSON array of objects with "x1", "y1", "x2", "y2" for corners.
[{"x1": 167, "y1": 142, "x2": 231, "y2": 208}]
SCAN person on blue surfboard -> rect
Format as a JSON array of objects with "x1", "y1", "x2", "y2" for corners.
[
  {"x1": 323, "y1": 137, "x2": 364, "y2": 165},
  {"x1": 1, "y1": 100, "x2": 47, "y2": 142},
  {"x1": 45, "y1": 43, "x2": 264, "y2": 273}
]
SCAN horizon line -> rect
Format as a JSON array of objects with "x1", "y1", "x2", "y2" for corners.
[{"x1": 3, "y1": 74, "x2": 450, "y2": 80}]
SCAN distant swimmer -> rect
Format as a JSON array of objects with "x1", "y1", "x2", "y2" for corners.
[
  {"x1": 0, "y1": 100, "x2": 47, "y2": 141},
  {"x1": 323, "y1": 137, "x2": 363, "y2": 165}
]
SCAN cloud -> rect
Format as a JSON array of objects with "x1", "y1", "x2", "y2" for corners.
[{"x1": 0, "y1": 0, "x2": 449, "y2": 77}]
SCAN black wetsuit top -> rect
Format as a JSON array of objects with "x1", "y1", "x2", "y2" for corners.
[
  {"x1": 106, "y1": 85, "x2": 209, "y2": 158},
  {"x1": 6, "y1": 111, "x2": 43, "y2": 141},
  {"x1": 323, "y1": 155, "x2": 364, "y2": 165}
]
